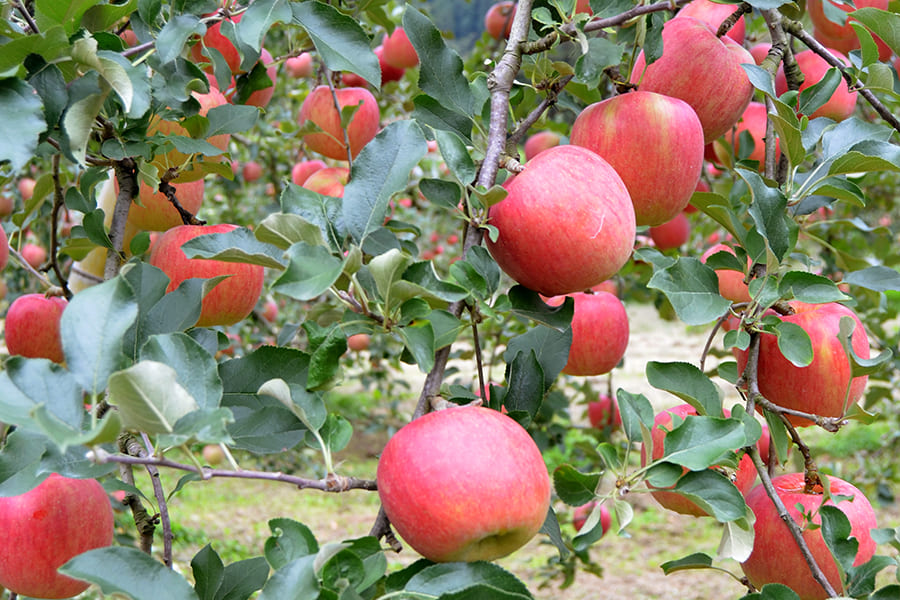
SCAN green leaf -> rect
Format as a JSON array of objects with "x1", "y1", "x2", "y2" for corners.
[
  {"x1": 646, "y1": 361, "x2": 723, "y2": 417},
  {"x1": 257, "y1": 379, "x2": 326, "y2": 432},
  {"x1": 851, "y1": 7, "x2": 900, "y2": 57},
  {"x1": 206, "y1": 104, "x2": 260, "y2": 137},
  {"x1": 509, "y1": 286, "x2": 574, "y2": 331},
  {"x1": 256, "y1": 212, "x2": 325, "y2": 250},
  {"x1": 343, "y1": 119, "x2": 427, "y2": 244},
  {"x1": 280, "y1": 184, "x2": 343, "y2": 252},
  {"x1": 660, "y1": 552, "x2": 714, "y2": 575},
  {"x1": 412, "y1": 94, "x2": 474, "y2": 141},
  {"x1": 741, "y1": 169, "x2": 797, "y2": 261},
  {"x1": 575, "y1": 37, "x2": 622, "y2": 87},
  {"x1": 217, "y1": 556, "x2": 270, "y2": 600},
  {"x1": 773, "y1": 321, "x2": 813, "y2": 367},
  {"x1": 140, "y1": 333, "x2": 222, "y2": 411},
  {"x1": 647, "y1": 257, "x2": 732, "y2": 325},
  {"x1": 264, "y1": 518, "x2": 319, "y2": 570},
  {"x1": 238, "y1": 0, "x2": 292, "y2": 50},
  {"x1": 272, "y1": 242, "x2": 344, "y2": 301},
  {"x1": 661, "y1": 416, "x2": 746, "y2": 471},
  {"x1": 673, "y1": 469, "x2": 748, "y2": 523},
  {"x1": 309, "y1": 414, "x2": 352, "y2": 454},
  {"x1": 553, "y1": 465, "x2": 601, "y2": 506},
  {"x1": 769, "y1": 98, "x2": 805, "y2": 167},
  {"x1": 107, "y1": 361, "x2": 199, "y2": 434},
  {"x1": 829, "y1": 140, "x2": 900, "y2": 176},
  {"x1": 539, "y1": 508, "x2": 571, "y2": 560},
  {"x1": 0, "y1": 79, "x2": 48, "y2": 172},
  {"x1": 797, "y1": 68, "x2": 841, "y2": 118},
  {"x1": 403, "y1": 6, "x2": 473, "y2": 118},
  {"x1": 720, "y1": 517, "x2": 755, "y2": 562},
  {"x1": 741, "y1": 63, "x2": 778, "y2": 98},
  {"x1": 819, "y1": 504, "x2": 858, "y2": 575},
  {"x1": 60, "y1": 546, "x2": 198, "y2": 600},
  {"x1": 617, "y1": 389, "x2": 655, "y2": 444},
  {"x1": 191, "y1": 544, "x2": 224, "y2": 600},
  {"x1": 292, "y1": 2, "x2": 380, "y2": 87},
  {"x1": 404, "y1": 562, "x2": 533, "y2": 599},
  {"x1": 504, "y1": 349, "x2": 544, "y2": 425},
  {"x1": 779, "y1": 272, "x2": 850, "y2": 304},
  {"x1": 305, "y1": 324, "x2": 347, "y2": 390},
  {"x1": 843, "y1": 265, "x2": 900, "y2": 292},
  {"x1": 397, "y1": 320, "x2": 436, "y2": 372},
  {"x1": 0, "y1": 358, "x2": 84, "y2": 437},
  {"x1": 434, "y1": 129, "x2": 476, "y2": 185},
  {"x1": 61, "y1": 276, "x2": 139, "y2": 395},
  {"x1": 181, "y1": 227, "x2": 286, "y2": 269},
  {"x1": 156, "y1": 14, "x2": 204, "y2": 64},
  {"x1": 257, "y1": 555, "x2": 319, "y2": 600},
  {"x1": 504, "y1": 325, "x2": 572, "y2": 393}
]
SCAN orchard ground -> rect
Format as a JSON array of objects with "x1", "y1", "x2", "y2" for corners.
[{"x1": 115, "y1": 303, "x2": 899, "y2": 600}]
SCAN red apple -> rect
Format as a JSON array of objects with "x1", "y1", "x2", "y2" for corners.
[
  {"x1": 242, "y1": 160, "x2": 264, "y2": 182},
  {"x1": 571, "y1": 91, "x2": 704, "y2": 226},
  {"x1": 573, "y1": 501, "x2": 612, "y2": 535},
  {"x1": 775, "y1": 49, "x2": 858, "y2": 121},
  {"x1": 676, "y1": 0, "x2": 746, "y2": 43},
  {"x1": 750, "y1": 42, "x2": 772, "y2": 65},
  {"x1": 642, "y1": 404, "x2": 757, "y2": 517},
  {"x1": 648, "y1": 212, "x2": 691, "y2": 250},
  {"x1": 302, "y1": 166, "x2": 350, "y2": 197},
  {"x1": 260, "y1": 298, "x2": 278, "y2": 322},
  {"x1": 485, "y1": 1, "x2": 516, "y2": 39},
  {"x1": 575, "y1": 0, "x2": 594, "y2": 15},
  {"x1": 240, "y1": 48, "x2": 277, "y2": 108},
  {"x1": 376, "y1": 45, "x2": 405, "y2": 84},
  {"x1": 347, "y1": 333, "x2": 370, "y2": 352},
  {"x1": 18, "y1": 177, "x2": 35, "y2": 201},
  {"x1": 149, "y1": 224, "x2": 265, "y2": 328},
  {"x1": 486, "y1": 145, "x2": 636, "y2": 296},
  {"x1": 298, "y1": 85, "x2": 380, "y2": 161},
  {"x1": 630, "y1": 17, "x2": 754, "y2": 144},
  {"x1": 21, "y1": 242, "x2": 47, "y2": 268},
  {"x1": 0, "y1": 227, "x2": 8, "y2": 271},
  {"x1": 150, "y1": 87, "x2": 230, "y2": 177},
  {"x1": 808, "y1": 0, "x2": 891, "y2": 61},
  {"x1": 523, "y1": 130, "x2": 561, "y2": 161},
  {"x1": 0, "y1": 193, "x2": 14, "y2": 217},
  {"x1": 545, "y1": 291, "x2": 629, "y2": 376},
  {"x1": 291, "y1": 159, "x2": 327, "y2": 186},
  {"x1": 123, "y1": 177, "x2": 205, "y2": 232},
  {"x1": 284, "y1": 52, "x2": 314, "y2": 78},
  {"x1": 191, "y1": 11, "x2": 245, "y2": 74},
  {"x1": 4, "y1": 293, "x2": 67, "y2": 363},
  {"x1": 588, "y1": 394, "x2": 622, "y2": 430},
  {"x1": 0, "y1": 474, "x2": 114, "y2": 599},
  {"x1": 714, "y1": 101, "x2": 779, "y2": 170},
  {"x1": 383, "y1": 27, "x2": 419, "y2": 68},
  {"x1": 701, "y1": 243, "x2": 751, "y2": 303},
  {"x1": 734, "y1": 301, "x2": 870, "y2": 427},
  {"x1": 741, "y1": 473, "x2": 877, "y2": 599},
  {"x1": 119, "y1": 29, "x2": 138, "y2": 47},
  {"x1": 377, "y1": 405, "x2": 551, "y2": 562}
]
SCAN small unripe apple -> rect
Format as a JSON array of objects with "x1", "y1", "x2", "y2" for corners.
[
  {"x1": 202, "y1": 444, "x2": 225, "y2": 465},
  {"x1": 701, "y1": 243, "x2": 751, "y2": 303},
  {"x1": 523, "y1": 131, "x2": 561, "y2": 161},
  {"x1": 119, "y1": 29, "x2": 138, "y2": 47},
  {"x1": 291, "y1": 159, "x2": 327, "y2": 186},
  {"x1": 260, "y1": 299, "x2": 278, "y2": 322},
  {"x1": 0, "y1": 227, "x2": 8, "y2": 271},
  {"x1": 749, "y1": 42, "x2": 772, "y2": 66},
  {"x1": 347, "y1": 333, "x2": 370, "y2": 352},
  {"x1": 545, "y1": 291, "x2": 629, "y2": 376},
  {"x1": 21, "y1": 242, "x2": 47, "y2": 269},
  {"x1": 0, "y1": 193, "x2": 13, "y2": 217},
  {"x1": 302, "y1": 167, "x2": 350, "y2": 197}
]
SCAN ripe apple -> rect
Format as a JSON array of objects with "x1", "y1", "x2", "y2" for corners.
[
  {"x1": 148, "y1": 224, "x2": 265, "y2": 328},
  {"x1": 383, "y1": 27, "x2": 419, "y2": 68},
  {"x1": 749, "y1": 42, "x2": 772, "y2": 65},
  {"x1": 588, "y1": 394, "x2": 622, "y2": 430},
  {"x1": 523, "y1": 130, "x2": 562, "y2": 161},
  {"x1": 575, "y1": 0, "x2": 594, "y2": 15},
  {"x1": 630, "y1": 17, "x2": 754, "y2": 144},
  {"x1": 701, "y1": 243, "x2": 751, "y2": 303},
  {"x1": 191, "y1": 11, "x2": 245, "y2": 74},
  {"x1": 734, "y1": 301, "x2": 870, "y2": 427},
  {"x1": 375, "y1": 45, "x2": 405, "y2": 84},
  {"x1": 485, "y1": 1, "x2": 516, "y2": 39},
  {"x1": 302, "y1": 166, "x2": 350, "y2": 197},
  {"x1": 4, "y1": 293, "x2": 67, "y2": 363},
  {"x1": 775, "y1": 49, "x2": 857, "y2": 121},
  {"x1": 0, "y1": 227, "x2": 8, "y2": 271},
  {"x1": 242, "y1": 160, "x2": 264, "y2": 182},
  {"x1": 119, "y1": 29, "x2": 138, "y2": 47},
  {"x1": 347, "y1": 333, "x2": 370, "y2": 352},
  {"x1": 239, "y1": 48, "x2": 277, "y2": 108},
  {"x1": 202, "y1": 444, "x2": 225, "y2": 465},
  {"x1": 21, "y1": 242, "x2": 47, "y2": 269},
  {"x1": 545, "y1": 291, "x2": 629, "y2": 376},
  {"x1": 807, "y1": 0, "x2": 891, "y2": 61},
  {"x1": 714, "y1": 102, "x2": 779, "y2": 170},
  {"x1": 149, "y1": 87, "x2": 230, "y2": 177},
  {"x1": 122, "y1": 177, "x2": 205, "y2": 232},
  {"x1": 675, "y1": 0, "x2": 746, "y2": 43},
  {"x1": 0, "y1": 474, "x2": 114, "y2": 599},
  {"x1": 486, "y1": 145, "x2": 636, "y2": 296},
  {"x1": 284, "y1": 52, "x2": 314, "y2": 78},
  {"x1": 571, "y1": 90, "x2": 704, "y2": 226},
  {"x1": 741, "y1": 473, "x2": 877, "y2": 599},
  {"x1": 260, "y1": 298, "x2": 278, "y2": 322},
  {"x1": 642, "y1": 404, "x2": 757, "y2": 517},
  {"x1": 648, "y1": 212, "x2": 691, "y2": 250},
  {"x1": 377, "y1": 405, "x2": 551, "y2": 562},
  {"x1": 0, "y1": 192, "x2": 14, "y2": 217},
  {"x1": 18, "y1": 177, "x2": 35, "y2": 201},
  {"x1": 291, "y1": 159, "x2": 327, "y2": 186},
  {"x1": 573, "y1": 501, "x2": 612, "y2": 535},
  {"x1": 298, "y1": 85, "x2": 380, "y2": 161}
]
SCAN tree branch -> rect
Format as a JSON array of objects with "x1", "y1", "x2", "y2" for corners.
[
  {"x1": 104, "y1": 160, "x2": 138, "y2": 280},
  {"x1": 49, "y1": 154, "x2": 72, "y2": 298}
]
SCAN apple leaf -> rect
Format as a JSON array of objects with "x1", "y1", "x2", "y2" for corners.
[
  {"x1": 304, "y1": 322, "x2": 347, "y2": 390},
  {"x1": 404, "y1": 562, "x2": 533, "y2": 599},
  {"x1": 272, "y1": 242, "x2": 345, "y2": 301},
  {"x1": 397, "y1": 320, "x2": 436, "y2": 373},
  {"x1": 672, "y1": 469, "x2": 749, "y2": 523},
  {"x1": 779, "y1": 271, "x2": 850, "y2": 304},
  {"x1": 773, "y1": 321, "x2": 813, "y2": 368},
  {"x1": 394, "y1": 261, "x2": 470, "y2": 305},
  {"x1": 504, "y1": 349, "x2": 544, "y2": 426},
  {"x1": 504, "y1": 325, "x2": 572, "y2": 393},
  {"x1": 509, "y1": 286, "x2": 574, "y2": 331},
  {"x1": 0, "y1": 358, "x2": 84, "y2": 440},
  {"x1": 646, "y1": 361, "x2": 724, "y2": 417},
  {"x1": 140, "y1": 333, "x2": 222, "y2": 411},
  {"x1": 60, "y1": 546, "x2": 198, "y2": 600},
  {"x1": 412, "y1": 94, "x2": 474, "y2": 142},
  {"x1": 616, "y1": 389, "x2": 655, "y2": 444},
  {"x1": 574, "y1": 37, "x2": 621, "y2": 88},
  {"x1": 660, "y1": 416, "x2": 746, "y2": 471},
  {"x1": 62, "y1": 276, "x2": 139, "y2": 395},
  {"x1": 647, "y1": 257, "x2": 732, "y2": 325},
  {"x1": 155, "y1": 13, "x2": 204, "y2": 64},
  {"x1": 181, "y1": 227, "x2": 286, "y2": 269},
  {"x1": 844, "y1": 265, "x2": 900, "y2": 292},
  {"x1": 191, "y1": 545, "x2": 225, "y2": 600},
  {"x1": 257, "y1": 555, "x2": 319, "y2": 600},
  {"x1": 740, "y1": 583, "x2": 804, "y2": 599},
  {"x1": 846, "y1": 555, "x2": 897, "y2": 598},
  {"x1": 107, "y1": 361, "x2": 199, "y2": 434},
  {"x1": 829, "y1": 140, "x2": 900, "y2": 177},
  {"x1": 553, "y1": 465, "x2": 601, "y2": 507},
  {"x1": 851, "y1": 7, "x2": 900, "y2": 57},
  {"x1": 255, "y1": 212, "x2": 325, "y2": 250},
  {"x1": 660, "y1": 552, "x2": 714, "y2": 575},
  {"x1": 797, "y1": 68, "x2": 841, "y2": 120},
  {"x1": 434, "y1": 129, "x2": 476, "y2": 185},
  {"x1": 450, "y1": 246, "x2": 501, "y2": 301},
  {"x1": 0, "y1": 79, "x2": 46, "y2": 172},
  {"x1": 264, "y1": 518, "x2": 320, "y2": 570},
  {"x1": 719, "y1": 517, "x2": 755, "y2": 562},
  {"x1": 238, "y1": 0, "x2": 292, "y2": 50},
  {"x1": 819, "y1": 504, "x2": 858, "y2": 576}
]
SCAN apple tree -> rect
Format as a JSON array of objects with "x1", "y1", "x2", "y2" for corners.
[{"x1": 1, "y1": 0, "x2": 900, "y2": 598}]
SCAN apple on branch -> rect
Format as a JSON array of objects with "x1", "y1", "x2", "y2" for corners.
[
  {"x1": 4, "y1": 293, "x2": 68, "y2": 363},
  {"x1": 297, "y1": 85, "x2": 380, "y2": 161}
]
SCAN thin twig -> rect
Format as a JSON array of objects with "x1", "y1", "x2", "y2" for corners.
[
  {"x1": 105, "y1": 160, "x2": 138, "y2": 279},
  {"x1": 117, "y1": 434, "x2": 157, "y2": 554},
  {"x1": 49, "y1": 154, "x2": 72, "y2": 298},
  {"x1": 140, "y1": 433, "x2": 173, "y2": 567},
  {"x1": 507, "y1": 74, "x2": 574, "y2": 147}
]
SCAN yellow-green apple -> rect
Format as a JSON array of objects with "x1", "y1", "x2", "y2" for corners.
[
  {"x1": 123, "y1": 177, "x2": 205, "y2": 232},
  {"x1": 642, "y1": 404, "x2": 757, "y2": 516},
  {"x1": 588, "y1": 394, "x2": 622, "y2": 430},
  {"x1": 242, "y1": 160, "x2": 263, "y2": 182},
  {"x1": 191, "y1": 11, "x2": 245, "y2": 74},
  {"x1": 0, "y1": 192, "x2": 14, "y2": 217},
  {"x1": 202, "y1": 444, "x2": 225, "y2": 465},
  {"x1": 0, "y1": 227, "x2": 8, "y2": 271},
  {"x1": 284, "y1": 52, "x2": 313, "y2": 78},
  {"x1": 676, "y1": 0, "x2": 746, "y2": 43},
  {"x1": 808, "y1": 0, "x2": 891, "y2": 61},
  {"x1": 149, "y1": 224, "x2": 265, "y2": 328},
  {"x1": 714, "y1": 102, "x2": 779, "y2": 170},
  {"x1": 701, "y1": 243, "x2": 751, "y2": 303},
  {"x1": 291, "y1": 159, "x2": 327, "y2": 185},
  {"x1": 734, "y1": 301, "x2": 870, "y2": 427},
  {"x1": 571, "y1": 90, "x2": 704, "y2": 226},
  {"x1": 485, "y1": 1, "x2": 516, "y2": 39},
  {"x1": 741, "y1": 473, "x2": 877, "y2": 599},
  {"x1": 298, "y1": 85, "x2": 380, "y2": 161},
  {"x1": 486, "y1": 145, "x2": 636, "y2": 296},
  {"x1": 149, "y1": 88, "x2": 230, "y2": 179},
  {"x1": 545, "y1": 291, "x2": 629, "y2": 376},
  {"x1": 649, "y1": 212, "x2": 691, "y2": 250},
  {"x1": 347, "y1": 333, "x2": 370, "y2": 352},
  {"x1": 523, "y1": 130, "x2": 561, "y2": 161},
  {"x1": 630, "y1": 17, "x2": 754, "y2": 144},
  {"x1": 21, "y1": 242, "x2": 47, "y2": 268},
  {"x1": 0, "y1": 474, "x2": 113, "y2": 599},
  {"x1": 377, "y1": 405, "x2": 551, "y2": 562},
  {"x1": 17, "y1": 177, "x2": 35, "y2": 201},
  {"x1": 750, "y1": 42, "x2": 772, "y2": 65},
  {"x1": 4, "y1": 293, "x2": 67, "y2": 363},
  {"x1": 573, "y1": 501, "x2": 612, "y2": 535},
  {"x1": 383, "y1": 27, "x2": 419, "y2": 68},
  {"x1": 775, "y1": 49, "x2": 858, "y2": 121},
  {"x1": 302, "y1": 166, "x2": 350, "y2": 197}
]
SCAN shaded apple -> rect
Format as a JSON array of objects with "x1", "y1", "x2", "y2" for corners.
[
  {"x1": 775, "y1": 49, "x2": 858, "y2": 121},
  {"x1": 648, "y1": 212, "x2": 691, "y2": 250},
  {"x1": 298, "y1": 85, "x2": 380, "y2": 161}
]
